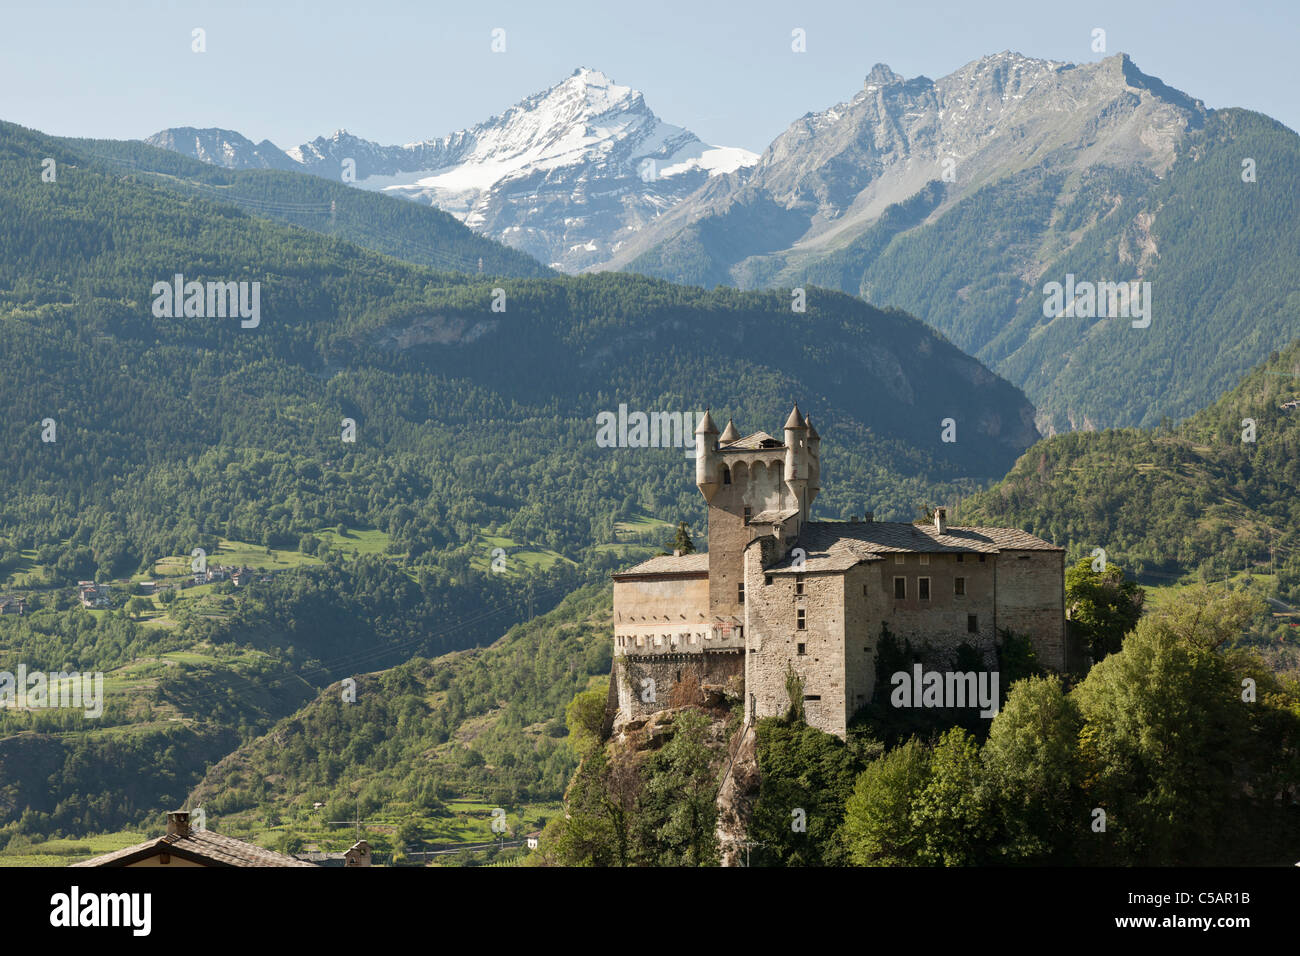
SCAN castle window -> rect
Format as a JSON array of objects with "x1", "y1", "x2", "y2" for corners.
[
  {"x1": 722, "y1": 466, "x2": 732, "y2": 485},
  {"x1": 956, "y1": 553, "x2": 965, "y2": 563},
  {"x1": 894, "y1": 576, "x2": 906, "y2": 599},
  {"x1": 676, "y1": 670, "x2": 681, "y2": 682},
  {"x1": 795, "y1": 575, "x2": 805, "y2": 595},
  {"x1": 743, "y1": 506, "x2": 752, "y2": 525},
  {"x1": 979, "y1": 555, "x2": 986, "y2": 563},
  {"x1": 954, "y1": 576, "x2": 966, "y2": 596},
  {"x1": 918, "y1": 577, "x2": 931, "y2": 600},
  {"x1": 803, "y1": 694, "x2": 821, "y2": 701},
  {"x1": 738, "y1": 582, "x2": 745, "y2": 604},
  {"x1": 796, "y1": 608, "x2": 806, "y2": 630},
  {"x1": 765, "y1": 575, "x2": 773, "y2": 586},
  {"x1": 967, "y1": 614, "x2": 978, "y2": 633},
  {"x1": 797, "y1": 642, "x2": 807, "y2": 656},
  {"x1": 919, "y1": 555, "x2": 929, "y2": 566},
  {"x1": 894, "y1": 554, "x2": 905, "y2": 565}
]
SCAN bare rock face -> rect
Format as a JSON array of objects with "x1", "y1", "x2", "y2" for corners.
[
  {"x1": 606, "y1": 51, "x2": 1206, "y2": 279},
  {"x1": 716, "y1": 722, "x2": 760, "y2": 867}
]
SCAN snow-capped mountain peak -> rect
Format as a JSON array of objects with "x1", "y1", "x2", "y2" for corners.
[{"x1": 146, "y1": 68, "x2": 758, "y2": 272}]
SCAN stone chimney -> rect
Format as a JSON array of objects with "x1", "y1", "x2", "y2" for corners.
[
  {"x1": 934, "y1": 507, "x2": 947, "y2": 536},
  {"x1": 166, "y1": 810, "x2": 190, "y2": 838}
]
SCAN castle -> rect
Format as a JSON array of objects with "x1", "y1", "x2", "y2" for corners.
[{"x1": 610, "y1": 405, "x2": 1066, "y2": 739}]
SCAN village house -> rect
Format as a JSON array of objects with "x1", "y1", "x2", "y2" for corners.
[
  {"x1": 0, "y1": 596, "x2": 27, "y2": 615},
  {"x1": 610, "y1": 406, "x2": 1068, "y2": 740},
  {"x1": 78, "y1": 582, "x2": 111, "y2": 608},
  {"x1": 72, "y1": 811, "x2": 314, "y2": 868}
]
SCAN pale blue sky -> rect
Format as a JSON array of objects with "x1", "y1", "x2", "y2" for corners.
[{"x1": 1, "y1": 0, "x2": 1295, "y2": 152}]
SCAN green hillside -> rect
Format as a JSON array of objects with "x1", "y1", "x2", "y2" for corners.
[
  {"x1": 957, "y1": 338, "x2": 1300, "y2": 615},
  {"x1": 0, "y1": 115, "x2": 1038, "y2": 848},
  {"x1": 61, "y1": 134, "x2": 550, "y2": 279}
]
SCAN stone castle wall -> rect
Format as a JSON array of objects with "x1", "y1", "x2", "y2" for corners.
[
  {"x1": 876, "y1": 552, "x2": 1000, "y2": 667},
  {"x1": 742, "y1": 540, "x2": 851, "y2": 737},
  {"x1": 994, "y1": 549, "x2": 1067, "y2": 670},
  {"x1": 707, "y1": 457, "x2": 786, "y2": 619},
  {"x1": 614, "y1": 651, "x2": 744, "y2": 723}
]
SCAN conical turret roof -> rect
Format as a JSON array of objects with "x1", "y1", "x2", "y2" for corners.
[
  {"x1": 719, "y1": 419, "x2": 740, "y2": 444},
  {"x1": 695, "y1": 409, "x2": 719, "y2": 435},
  {"x1": 784, "y1": 403, "x2": 807, "y2": 430}
]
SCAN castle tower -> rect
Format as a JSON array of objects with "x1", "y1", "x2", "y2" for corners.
[{"x1": 699, "y1": 405, "x2": 812, "y2": 619}]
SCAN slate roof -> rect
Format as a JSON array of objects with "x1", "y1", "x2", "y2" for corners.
[
  {"x1": 765, "y1": 521, "x2": 1060, "y2": 574},
  {"x1": 613, "y1": 552, "x2": 709, "y2": 578},
  {"x1": 722, "y1": 431, "x2": 783, "y2": 450},
  {"x1": 72, "y1": 828, "x2": 317, "y2": 867}
]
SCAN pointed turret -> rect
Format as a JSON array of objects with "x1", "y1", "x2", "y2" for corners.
[
  {"x1": 695, "y1": 409, "x2": 721, "y2": 503},
  {"x1": 784, "y1": 403, "x2": 808, "y2": 484},
  {"x1": 719, "y1": 418, "x2": 740, "y2": 444}
]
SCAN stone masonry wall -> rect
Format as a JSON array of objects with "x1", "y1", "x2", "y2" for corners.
[
  {"x1": 613, "y1": 575, "x2": 710, "y2": 657},
  {"x1": 614, "y1": 652, "x2": 744, "y2": 723},
  {"x1": 878, "y1": 552, "x2": 999, "y2": 667},
  {"x1": 708, "y1": 457, "x2": 788, "y2": 619},
  {"x1": 743, "y1": 540, "x2": 850, "y2": 738},
  {"x1": 994, "y1": 549, "x2": 1066, "y2": 670}
]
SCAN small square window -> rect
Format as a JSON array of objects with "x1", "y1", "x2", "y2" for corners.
[
  {"x1": 894, "y1": 554, "x2": 906, "y2": 565},
  {"x1": 954, "y1": 577, "x2": 966, "y2": 596},
  {"x1": 918, "y1": 577, "x2": 930, "y2": 600},
  {"x1": 796, "y1": 608, "x2": 806, "y2": 630},
  {"x1": 894, "y1": 576, "x2": 906, "y2": 599},
  {"x1": 797, "y1": 642, "x2": 807, "y2": 656},
  {"x1": 765, "y1": 575, "x2": 773, "y2": 586},
  {"x1": 919, "y1": 554, "x2": 929, "y2": 566},
  {"x1": 795, "y1": 575, "x2": 805, "y2": 595},
  {"x1": 967, "y1": 614, "x2": 978, "y2": 633},
  {"x1": 979, "y1": 554, "x2": 986, "y2": 563},
  {"x1": 956, "y1": 553, "x2": 965, "y2": 563}
]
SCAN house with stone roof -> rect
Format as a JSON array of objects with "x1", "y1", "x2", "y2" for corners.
[
  {"x1": 610, "y1": 405, "x2": 1067, "y2": 739},
  {"x1": 72, "y1": 811, "x2": 315, "y2": 868}
]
